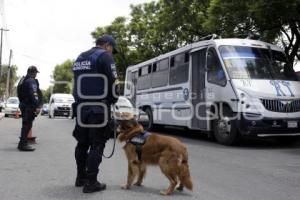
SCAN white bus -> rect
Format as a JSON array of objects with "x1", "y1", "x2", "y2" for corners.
[{"x1": 124, "y1": 38, "x2": 300, "y2": 145}]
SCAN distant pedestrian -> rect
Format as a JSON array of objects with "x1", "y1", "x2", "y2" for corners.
[
  {"x1": 72, "y1": 34, "x2": 119, "y2": 193},
  {"x1": 17, "y1": 66, "x2": 42, "y2": 151}
]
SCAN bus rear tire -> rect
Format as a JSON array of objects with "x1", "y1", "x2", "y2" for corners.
[{"x1": 213, "y1": 106, "x2": 239, "y2": 145}]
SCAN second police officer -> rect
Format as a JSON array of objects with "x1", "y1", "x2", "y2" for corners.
[
  {"x1": 17, "y1": 66, "x2": 42, "y2": 151},
  {"x1": 72, "y1": 34, "x2": 119, "y2": 193}
]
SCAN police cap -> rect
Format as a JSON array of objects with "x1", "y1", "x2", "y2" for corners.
[
  {"x1": 27, "y1": 66, "x2": 40, "y2": 74},
  {"x1": 96, "y1": 34, "x2": 119, "y2": 54}
]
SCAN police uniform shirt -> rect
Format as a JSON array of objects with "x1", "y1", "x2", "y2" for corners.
[
  {"x1": 73, "y1": 47, "x2": 118, "y2": 104},
  {"x1": 22, "y1": 77, "x2": 40, "y2": 108}
]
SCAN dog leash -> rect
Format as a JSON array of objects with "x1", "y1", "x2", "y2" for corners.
[{"x1": 102, "y1": 105, "x2": 117, "y2": 159}]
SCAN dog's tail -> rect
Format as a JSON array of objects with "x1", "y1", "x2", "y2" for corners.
[{"x1": 179, "y1": 153, "x2": 193, "y2": 191}]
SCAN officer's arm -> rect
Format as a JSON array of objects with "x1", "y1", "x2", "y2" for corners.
[
  {"x1": 27, "y1": 79, "x2": 40, "y2": 109},
  {"x1": 35, "y1": 79, "x2": 43, "y2": 107},
  {"x1": 99, "y1": 52, "x2": 118, "y2": 104}
]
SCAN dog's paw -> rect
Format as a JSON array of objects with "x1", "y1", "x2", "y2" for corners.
[
  {"x1": 134, "y1": 182, "x2": 143, "y2": 187},
  {"x1": 160, "y1": 189, "x2": 171, "y2": 195},
  {"x1": 176, "y1": 185, "x2": 184, "y2": 191},
  {"x1": 121, "y1": 184, "x2": 130, "y2": 190},
  {"x1": 131, "y1": 160, "x2": 140, "y2": 165}
]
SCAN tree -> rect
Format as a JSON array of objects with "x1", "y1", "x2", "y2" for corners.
[
  {"x1": 205, "y1": 0, "x2": 300, "y2": 64},
  {"x1": 41, "y1": 86, "x2": 52, "y2": 104},
  {"x1": 90, "y1": 0, "x2": 299, "y2": 76},
  {"x1": 92, "y1": 16, "x2": 135, "y2": 80},
  {"x1": 91, "y1": 1, "x2": 211, "y2": 80},
  {"x1": 52, "y1": 59, "x2": 73, "y2": 94},
  {"x1": 157, "y1": 0, "x2": 210, "y2": 46},
  {"x1": 0, "y1": 65, "x2": 18, "y2": 99}
]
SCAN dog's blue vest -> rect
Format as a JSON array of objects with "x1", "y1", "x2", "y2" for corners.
[{"x1": 128, "y1": 131, "x2": 151, "y2": 161}]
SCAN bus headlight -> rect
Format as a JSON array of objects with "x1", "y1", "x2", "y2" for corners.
[{"x1": 235, "y1": 89, "x2": 257, "y2": 112}]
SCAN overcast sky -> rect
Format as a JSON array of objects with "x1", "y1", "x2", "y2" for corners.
[{"x1": 0, "y1": 0, "x2": 153, "y2": 89}]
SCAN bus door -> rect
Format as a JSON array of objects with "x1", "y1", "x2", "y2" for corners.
[{"x1": 191, "y1": 47, "x2": 208, "y2": 130}]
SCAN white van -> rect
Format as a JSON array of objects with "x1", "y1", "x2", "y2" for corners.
[
  {"x1": 124, "y1": 38, "x2": 300, "y2": 145},
  {"x1": 48, "y1": 93, "x2": 74, "y2": 118}
]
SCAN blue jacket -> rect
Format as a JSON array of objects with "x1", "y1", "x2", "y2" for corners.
[
  {"x1": 72, "y1": 47, "x2": 118, "y2": 107},
  {"x1": 20, "y1": 76, "x2": 41, "y2": 109}
]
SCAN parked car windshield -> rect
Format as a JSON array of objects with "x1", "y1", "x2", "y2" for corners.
[
  {"x1": 7, "y1": 98, "x2": 19, "y2": 104},
  {"x1": 219, "y1": 45, "x2": 298, "y2": 81},
  {"x1": 116, "y1": 97, "x2": 133, "y2": 108},
  {"x1": 54, "y1": 98, "x2": 74, "y2": 103}
]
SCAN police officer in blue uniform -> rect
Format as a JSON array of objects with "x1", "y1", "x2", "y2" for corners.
[
  {"x1": 17, "y1": 66, "x2": 42, "y2": 151},
  {"x1": 72, "y1": 35, "x2": 119, "y2": 193}
]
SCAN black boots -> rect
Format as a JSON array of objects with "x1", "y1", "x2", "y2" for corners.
[
  {"x1": 75, "y1": 171, "x2": 88, "y2": 187},
  {"x1": 83, "y1": 181, "x2": 106, "y2": 193},
  {"x1": 81, "y1": 172, "x2": 106, "y2": 193},
  {"x1": 18, "y1": 140, "x2": 35, "y2": 151},
  {"x1": 75, "y1": 177, "x2": 88, "y2": 187}
]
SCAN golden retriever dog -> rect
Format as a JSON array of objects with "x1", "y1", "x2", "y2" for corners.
[{"x1": 116, "y1": 112, "x2": 193, "y2": 195}]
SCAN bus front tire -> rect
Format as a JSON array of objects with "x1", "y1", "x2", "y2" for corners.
[
  {"x1": 145, "y1": 107, "x2": 154, "y2": 131},
  {"x1": 213, "y1": 106, "x2": 239, "y2": 145}
]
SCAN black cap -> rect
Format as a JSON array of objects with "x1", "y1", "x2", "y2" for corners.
[
  {"x1": 96, "y1": 34, "x2": 119, "y2": 54},
  {"x1": 27, "y1": 66, "x2": 39, "y2": 74}
]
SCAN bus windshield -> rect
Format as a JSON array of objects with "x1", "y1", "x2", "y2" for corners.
[{"x1": 219, "y1": 45, "x2": 298, "y2": 81}]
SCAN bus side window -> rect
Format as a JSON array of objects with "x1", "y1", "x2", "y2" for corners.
[
  {"x1": 151, "y1": 59, "x2": 169, "y2": 88},
  {"x1": 170, "y1": 57, "x2": 175, "y2": 67},
  {"x1": 137, "y1": 66, "x2": 151, "y2": 90},
  {"x1": 148, "y1": 64, "x2": 152, "y2": 74},
  {"x1": 169, "y1": 52, "x2": 189, "y2": 85},
  {"x1": 207, "y1": 49, "x2": 226, "y2": 86},
  {"x1": 153, "y1": 63, "x2": 157, "y2": 72},
  {"x1": 184, "y1": 52, "x2": 189, "y2": 63}
]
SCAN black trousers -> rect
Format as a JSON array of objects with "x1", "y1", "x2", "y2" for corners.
[
  {"x1": 72, "y1": 110, "x2": 110, "y2": 182},
  {"x1": 20, "y1": 105, "x2": 35, "y2": 141}
]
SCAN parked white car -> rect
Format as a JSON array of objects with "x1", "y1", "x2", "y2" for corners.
[
  {"x1": 113, "y1": 96, "x2": 148, "y2": 125},
  {"x1": 48, "y1": 93, "x2": 74, "y2": 118},
  {"x1": 3, "y1": 97, "x2": 20, "y2": 117}
]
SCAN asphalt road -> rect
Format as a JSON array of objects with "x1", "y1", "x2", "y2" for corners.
[{"x1": 0, "y1": 116, "x2": 300, "y2": 200}]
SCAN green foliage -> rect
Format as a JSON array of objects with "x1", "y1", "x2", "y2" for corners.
[
  {"x1": 205, "y1": 0, "x2": 300, "y2": 63},
  {"x1": 0, "y1": 65, "x2": 18, "y2": 99},
  {"x1": 91, "y1": 1, "x2": 211, "y2": 80},
  {"x1": 52, "y1": 59, "x2": 73, "y2": 94},
  {"x1": 41, "y1": 87, "x2": 52, "y2": 104},
  {"x1": 90, "y1": 0, "x2": 299, "y2": 79},
  {"x1": 92, "y1": 16, "x2": 135, "y2": 79}
]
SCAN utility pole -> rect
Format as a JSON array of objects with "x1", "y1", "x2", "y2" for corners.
[
  {"x1": 0, "y1": 28, "x2": 9, "y2": 79},
  {"x1": 5, "y1": 49, "x2": 12, "y2": 99}
]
